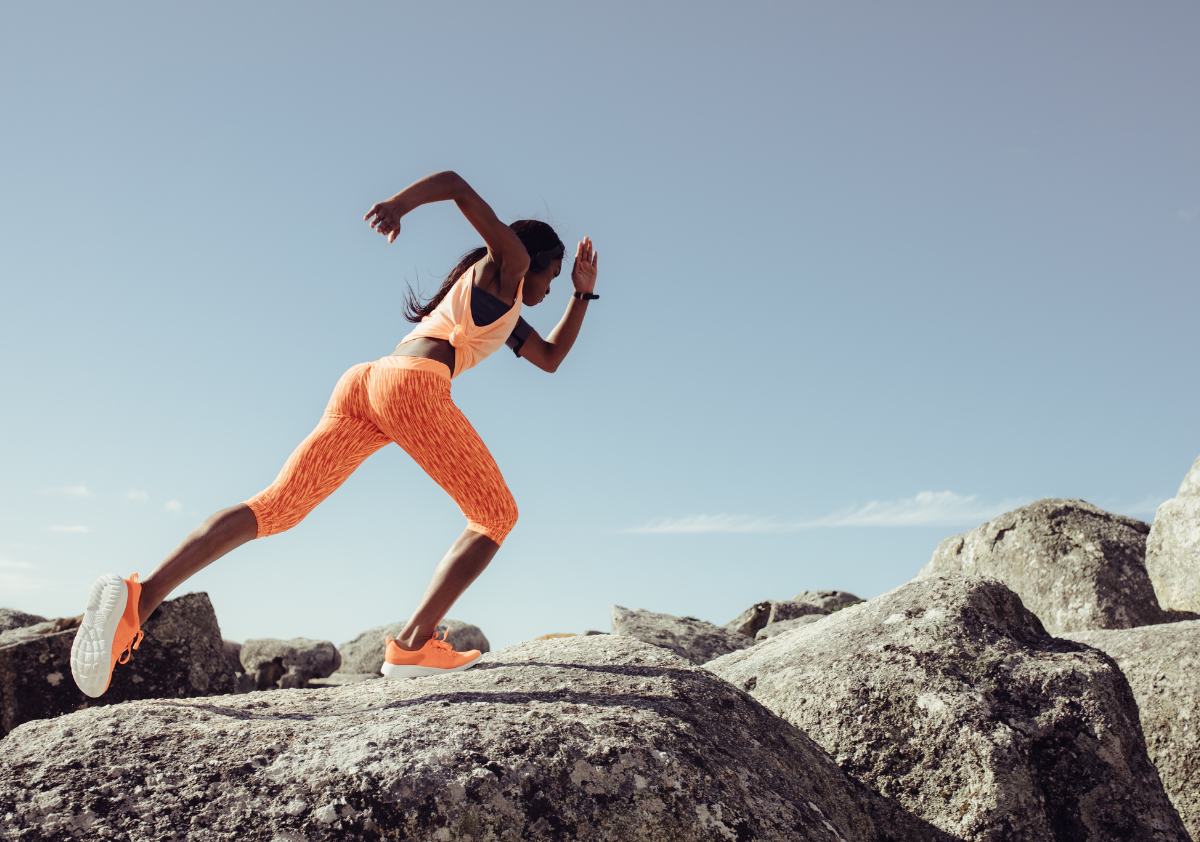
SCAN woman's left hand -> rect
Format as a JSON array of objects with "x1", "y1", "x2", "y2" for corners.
[
  {"x1": 571, "y1": 237, "x2": 599, "y2": 294},
  {"x1": 364, "y1": 197, "x2": 406, "y2": 243}
]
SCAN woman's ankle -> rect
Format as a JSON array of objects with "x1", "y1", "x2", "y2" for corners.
[{"x1": 395, "y1": 630, "x2": 434, "y2": 651}]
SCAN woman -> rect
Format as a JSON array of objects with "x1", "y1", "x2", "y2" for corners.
[{"x1": 70, "y1": 170, "x2": 599, "y2": 695}]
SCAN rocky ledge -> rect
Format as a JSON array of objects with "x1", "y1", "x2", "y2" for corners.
[{"x1": 0, "y1": 635, "x2": 951, "y2": 842}]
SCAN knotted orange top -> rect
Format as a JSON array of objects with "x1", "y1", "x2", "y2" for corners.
[{"x1": 397, "y1": 266, "x2": 524, "y2": 378}]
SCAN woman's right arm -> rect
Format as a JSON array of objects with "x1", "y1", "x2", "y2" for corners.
[{"x1": 364, "y1": 171, "x2": 530, "y2": 284}]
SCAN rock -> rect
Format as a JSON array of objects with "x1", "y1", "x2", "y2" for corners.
[
  {"x1": 0, "y1": 592, "x2": 234, "y2": 736},
  {"x1": 338, "y1": 619, "x2": 490, "y2": 676},
  {"x1": 724, "y1": 600, "x2": 828, "y2": 639},
  {"x1": 0, "y1": 635, "x2": 953, "y2": 841},
  {"x1": 708, "y1": 576, "x2": 1189, "y2": 842},
  {"x1": 793, "y1": 590, "x2": 863, "y2": 611},
  {"x1": 755, "y1": 613, "x2": 827, "y2": 640},
  {"x1": 768, "y1": 599, "x2": 830, "y2": 623},
  {"x1": 0, "y1": 609, "x2": 46, "y2": 633},
  {"x1": 1146, "y1": 454, "x2": 1200, "y2": 614},
  {"x1": 534, "y1": 633, "x2": 576, "y2": 640},
  {"x1": 239, "y1": 638, "x2": 341, "y2": 690},
  {"x1": 611, "y1": 605, "x2": 753, "y2": 664},
  {"x1": 723, "y1": 600, "x2": 773, "y2": 637},
  {"x1": 222, "y1": 640, "x2": 255, "y2": 694},
  {"x1": 918, "y1": 498, "x2": 1179, "y2": 634},
  {"x1": 1062, "y1": 620, "x2": 1200, "y2": 840}
]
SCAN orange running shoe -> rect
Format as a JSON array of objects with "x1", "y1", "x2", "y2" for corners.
[
  {"x1": 70, "y1": 573, "x2": 145, "y2": 698},
  {"x1": 381, "y1": 632, "x2": 482, "y2": 679}
]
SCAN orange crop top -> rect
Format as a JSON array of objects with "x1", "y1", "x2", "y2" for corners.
[{"x1": 396, "y1": 266, "x2": 524, "y2": 379}]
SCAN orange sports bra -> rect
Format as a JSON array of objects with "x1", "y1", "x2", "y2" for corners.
[{"x1": 396, "y1": 266, "x2": 524, "y2": 379}]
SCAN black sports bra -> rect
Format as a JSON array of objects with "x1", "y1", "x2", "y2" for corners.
[{"x1": 471, "y1": 284, "x2": 533, "y2": 355}]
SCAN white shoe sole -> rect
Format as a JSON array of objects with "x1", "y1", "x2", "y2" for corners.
[
  {"x1": 380, "y1": 653, "x2": 482, "y2": 679},
  {"x1": 70, "y1": 574, "x2": 128, "y2": 698}
]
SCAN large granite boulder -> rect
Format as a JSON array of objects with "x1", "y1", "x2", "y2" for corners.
[
  {"x1": 611, "y1": 605, "x2": 753, "y2": 664},
  {"x1": 1063, "y1": 620, "x2": 1200, "y2": 840},
  {"x1": 338, "y1": 619, "x2": 490, "y2": 676},
  {"x1": 0, "y1": 592, "x2": 234, "y2": 736},
  {"x1": 239, "y1": 638, "x2": 341, "y2": 690},
  {"x1": 0, "y1": 635, "x2": 952, "y2": 841},
  {"x1": 1146, "y1": 454, "x2": 1200, "y2": 614},
  {"x1": 0, "y1": 608, "x2": 46, "y2": 632},
  {"x1": 918, "y1": 498, "x2": 1180, "y2": 634},
  {"x1": 708, "y1": 576, "x2": 1189, "y2": 842}
]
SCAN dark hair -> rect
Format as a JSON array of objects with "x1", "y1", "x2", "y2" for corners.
[{"x1": 403, "y1": 219, "x2": 564, "y2": 323}]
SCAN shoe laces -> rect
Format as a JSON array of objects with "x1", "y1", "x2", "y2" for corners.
[
  {"x1": 429, "y1": 630, "x2": 453, "y2": 652},
  {"x1": 118, "y1": 629, "x2": 144, "y2": 665}
]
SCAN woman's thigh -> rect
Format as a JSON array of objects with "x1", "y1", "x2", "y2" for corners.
[{"x1": 368, "y1": 368, "x2": 517, "y2": 544}]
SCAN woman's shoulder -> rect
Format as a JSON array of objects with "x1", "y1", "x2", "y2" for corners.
[{"x1": 471, "y1": 255, "x2": 517, "y2": 302}]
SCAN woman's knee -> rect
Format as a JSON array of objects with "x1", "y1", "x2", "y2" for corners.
[
  {"x1": 244, "y1": 495, "x2": 311, "y2": 539},
  {"x1": 468, "y1": 492, "x2": 518, "y2": 546}
]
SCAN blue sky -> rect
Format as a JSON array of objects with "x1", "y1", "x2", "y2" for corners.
[{"x1": 2, "y1": 3, "x2": 1198, "y2": 649}]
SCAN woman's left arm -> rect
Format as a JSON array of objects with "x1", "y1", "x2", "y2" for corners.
[{"x1": 518, "y1": 238, "x2": 598, "y2": 374}]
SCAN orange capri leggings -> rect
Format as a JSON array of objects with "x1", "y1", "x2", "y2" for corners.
[{"x1": 244, "y1": 355, "x2": 518, "y2": 545}]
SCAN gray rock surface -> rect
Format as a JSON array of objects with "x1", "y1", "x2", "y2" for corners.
[
  {"x1": 239, "y1": 638, "x2": 341, "y2": 690},
  {"x1": 723, "y1": 599, "x2": 827, "y2": 638},
  {"x1": 918, "y1": 498, "x2": 1181, "y2": 634},
  {"x1": 1146, "y1": 454, "x2": 1200, "y2": 614},
  {"x1": 222, "y1": 640, "x2": 255, "y2": 694},
  {"x1": 794, "y1": 590, "x2": 863, "y2": 611},
  {"x1": 0, "y1": 635, "x2": 952, "y2": 842},
  {"x1": 611, "y1": 605, "x2": 753, "y2": 664},
  {"x1": 1063, "y1": 620, "x2": 1200, "y2": 841},
  {"x1": 0, "y1": 592, "x2": 233, "y2": 736},
  {"x1": 755, "y1": 613, "x2": 827, "y2": 640},
  {"x1": 337, "y1": 619, "x2": 490, "y2": 676},
  {"x1": 769, "y1": 599, "x2": 830, "y2": 624},
  {"x1": 708, "y1": 576, "x2": 1190, "y2": 842},
  {"x1": 0, "y1": 608, "x2": 46, "y2": 633},
  {"x1": 307, "y1": 672, "x2": 380, "y2": 687},
  {"x1": 723, "y1": 600, "x2": 772, "y2": 637}
]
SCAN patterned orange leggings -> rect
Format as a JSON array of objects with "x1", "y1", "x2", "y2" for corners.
[{"x1": 244, "y1": 356, "x2": 518, "y2": 545}]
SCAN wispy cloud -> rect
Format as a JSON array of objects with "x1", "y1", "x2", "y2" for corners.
[
  {"x1": 164, "y1": 500, "x2": 182, "y2": 513},
  {"x1": 46, "y1": 525, "x2": 90, "y2": 533},
  {"x1": 41, "y1": 485, "x2": 91, "y2": 498},
  {"x1": 0, "y1": 556, "x2": 49, "y2": 594},
  {"x1": 126, "y1": 489, "x2": 149, "y2": 503},
  {"x1": 626, "y1": 491, "x2": 1030, "y2": 534}
]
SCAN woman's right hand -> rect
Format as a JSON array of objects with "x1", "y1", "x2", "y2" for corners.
[
  {"x1": 571, "y1": 237, "x2": 599, "y2": 294},
  {"x1": 364, "y1": 197, "x2": 406, "y2": 243}
]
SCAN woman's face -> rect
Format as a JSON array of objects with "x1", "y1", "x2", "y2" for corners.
[{"x1": 522, "y1": 258, "x2": 562, "y2": 306}]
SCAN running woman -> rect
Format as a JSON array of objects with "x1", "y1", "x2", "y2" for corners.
[{"x1": 70, "y1": 170, "x2": 599, "y2": 696}]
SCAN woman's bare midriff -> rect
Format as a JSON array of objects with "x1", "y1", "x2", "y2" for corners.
[{"x1": 393, "y1": 337, "x2": 455, "y2": 376}]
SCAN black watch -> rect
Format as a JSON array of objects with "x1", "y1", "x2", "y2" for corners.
[{"x1": 573, "y1": 291, "x2": 600, "y2": 301}]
